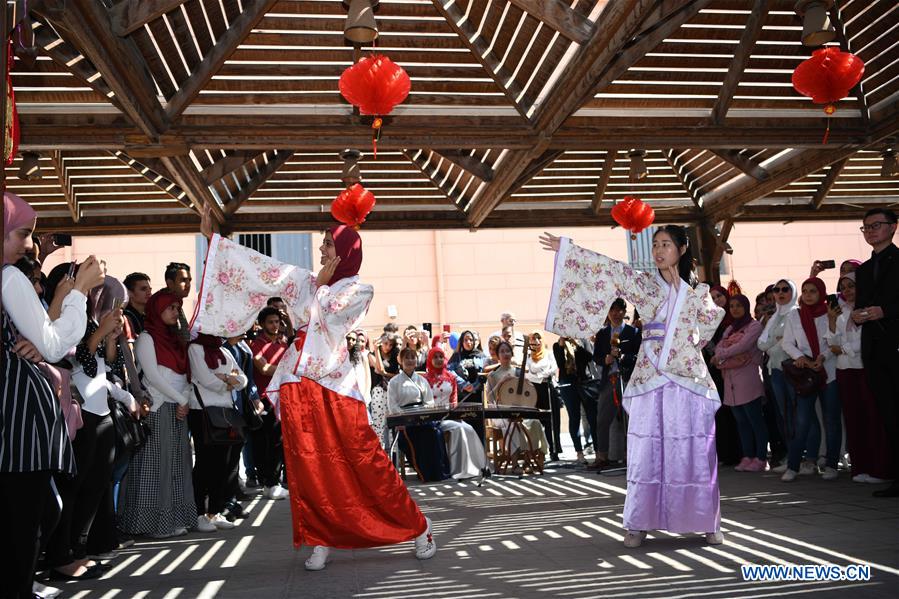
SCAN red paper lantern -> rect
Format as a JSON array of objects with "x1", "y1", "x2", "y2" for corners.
[
  {"x1": 792, "y1": 47, "x2": 864, "y2": 114},
  {"x1": 4, "y1": 38, "x2": 19, "y2": 166},
  {"x1": 611, "y1": 196, "x2": 655, "y2": 239},
  {"x1": 331, "y1": 183, "x2": 376, "y2": 229},
  {"x1": 339, "y1": 54, "x2": 411, "y2": 157}
]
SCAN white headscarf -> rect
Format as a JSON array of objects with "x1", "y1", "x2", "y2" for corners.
[{"x1": 758, "y1": 278, "x2": 797, "y2": 343}]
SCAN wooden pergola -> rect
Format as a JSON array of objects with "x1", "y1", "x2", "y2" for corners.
[{"x1": 3, "y1": 0, "x2": 898, "y2": 274}]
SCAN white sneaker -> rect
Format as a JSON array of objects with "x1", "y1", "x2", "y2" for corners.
[
  {"x1": 304, "y1": 545, "x2": 330, "y2": 571},
  {"x1": 821, "y1": 467, "x2": 838, "y2": 481},
  {"x1": 173, "y1": 527, "x2": 188, "y2": 537},
  {"x1": 852, "y1": 473, "x2": 870, "y2": 483},
  {"x1": 705, "y1": 531, "x2": 724, "y2": 545},
  {"x1": 772, "y1": 462, "x2": 788, "y2": 473},
  {"x1": 623, "y1": 530, "x2": 646, "y2": 548},
  {"x1": 33, "y1": 581, "x2": 63, "y2": 599},
  {"x1": 781, "y1": 468, "x2": 798, "y2": 482},
  {"x1": 196, "y1": 515, "x2": 217, "y2": 532},
  {"x1": 799, "y1": 461, "x2": 817, "y2": 475},
  {"x1": 264, "y1": 485, "x2": 289, "y2": 500},
  {"x1": 210, "y1": 513, "x2": 235, "y2": 529},
  {"x1": 414, "y1": 517, "x2": 437, "y2": 560}
]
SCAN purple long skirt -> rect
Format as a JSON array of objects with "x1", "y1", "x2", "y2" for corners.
[{"x1": 623, "y1": 381, "x2": 721, "y2": 534}]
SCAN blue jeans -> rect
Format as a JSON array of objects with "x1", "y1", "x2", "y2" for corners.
[
  {"x1": 732, "y1": 397, "x2": 768, "y2": 460},
  {"x1": 770, "y1": 368, "x2": 820, "y2": 462},
  {"x1": 787, "y1": 380, "x2": 842, "y2": 471}
]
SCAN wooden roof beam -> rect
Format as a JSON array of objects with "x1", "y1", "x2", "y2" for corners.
[
  {"x1": 223, "y1": 150, "x2": 294, "y2": 216},
  {"x1": 403, "y1": 150, "x2": 470, "y2": 210},
  {"x1": 32, "y1": 24, "x2": 116, "y2": 99},
  {"x1": 35, "y1": 0, "x2": 168, "y2": 138},
  {"x1": 112, "y1": 150, "x2": 194, "y2": 211},
  {"x1": 432, "y1": 150, "x2": 494, "y2": 182},
  {"x1": 109, "y1": 0, "x2": 190, "y2": 37},
  {"x1": 710, "y1": 149, "x2": 771, "y2": 181},
  {"x1": 165, "y1": 0, "x2": 280, "y2": 121},
  {"x1": 710, "y1": 217, "x2": 735, "y2": 272},
  {"x1": 665, "y1": 149, "x2": 703, "y2": 208},
  {"x1": 429, "y1": 0, "x2": 531, "y2": 120},
  {"x1": 710, "y1": 0, "x2": 768, "y2": 125},
  {"x1": 830, "y1": 3, "x2": 869, "y2": 125},
  {"x1": 158, "y1": 155, "x2": 226, "y2": 223},
  {"x1": 507, "y1": 0, "x2": 594, "y2": 44},
  {"x1": 508, "y1": 149, "x2": 565, "y2": 196},
  {"x1": 50, "y1": 150, "x2": 78, "y2": 223},
  {"x1": 591, "y1": 149, "x2": 619, "y2": 215},
  {"x1": 811, "y1": 158, "x2": 849, "y2": 209},
  {"x1": 201, "y1": 152, "x2": 263, "y2": 186}
]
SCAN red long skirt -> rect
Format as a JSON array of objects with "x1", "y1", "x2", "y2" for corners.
[
  {"x1": 279, "y1": 379, "x2": 427, "y2": 549},
  {"x1": 836, "y1": 369, "x2": 892, "y2": 479}
]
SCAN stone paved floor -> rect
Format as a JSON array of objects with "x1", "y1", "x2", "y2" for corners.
[{"x1": 58, "y1": 463, "x2": 899, "y2": 599}]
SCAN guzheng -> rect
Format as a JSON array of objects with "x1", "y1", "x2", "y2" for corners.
[{"x1": 386, "y1": 405, "x2": 549, "y2": 427}]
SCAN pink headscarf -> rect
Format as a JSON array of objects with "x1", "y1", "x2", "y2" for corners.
[{"x1": 3, "y1": 192, "x2": 37, "y2": 264}]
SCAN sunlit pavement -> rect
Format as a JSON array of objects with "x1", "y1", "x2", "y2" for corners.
[{"x1": 59, "y1": 464, "x2": 899, "y2": 598}]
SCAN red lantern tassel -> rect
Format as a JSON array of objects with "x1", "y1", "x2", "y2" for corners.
[
  {"x1": 372, "y1": 117, "x2": 383, "y2": 159},
  {"x1": 822, "y1": 104, "x2": 836, "y2": 145}
]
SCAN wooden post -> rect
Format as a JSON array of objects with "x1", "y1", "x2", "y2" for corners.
[{"x1": 695, "y1": 220, "x2": 721, "y2": 286}]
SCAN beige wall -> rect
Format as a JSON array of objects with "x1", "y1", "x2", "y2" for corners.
[{"x1": 40, "y1": 221, "x2": 874, "y2": 340}]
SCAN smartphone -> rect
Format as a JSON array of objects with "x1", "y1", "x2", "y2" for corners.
[
  {"x1": 443, "y1": 324, "x2": 451, "y2": 333},
  {"x1": 53, "y1": 233, "x2": 72, "y2": 247},
  {"x1": 66, "y1": 261, "x2": 76, "y2": 278},
  {"x1": 112, "y1": 297, "x2": 123, "y2": 311},
  {"x1": 827, "y1": 293, "x2": 840, "y2": 309},
  {"x1": 422, "y1": 322, "x2": 433, "y2": 336},
  {"x1": 818, "y1": 259, "x2": 836, "y2": 270}
]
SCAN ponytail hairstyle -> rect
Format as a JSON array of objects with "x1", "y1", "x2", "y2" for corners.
[{"x1": 652, "y1": 225, "x2": 698, "y2": 288}]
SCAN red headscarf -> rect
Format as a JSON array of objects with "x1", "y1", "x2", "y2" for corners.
[
  {"x1": 799, "y1": 277, "x2": 827, "y2": 358},
  {"x1": 425, "y1": 346, "x2": 456, "y2": 389},
  {"x1": 327, "y1": 225, "x2": 362, "y2": 285},
  {"x1": 190, "y1": 333, "x2": 226, "y2": 370},
  {"x1": 144, "y1": 290, "x2": 189, "y2": 375}
]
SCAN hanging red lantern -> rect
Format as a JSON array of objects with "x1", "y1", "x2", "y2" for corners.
[
  {"x1": 339, "y1": 54, "x2": 411, "y2": 158},
  {"x1": 611, "y1": 195, "x2": 655, "y2": 239},
  {"x1": 331, "y1": 183, "x2": 376, "y2": 229},
  {"x1": 792, "y1": 47, "x2": 864, "y2": 143},
  {"x1": 4, "y1": 38, "x2": 20, "y2": 166}
]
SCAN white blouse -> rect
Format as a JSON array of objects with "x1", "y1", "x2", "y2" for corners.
[
  {"x1": 2, "y1": 267, "x2": 87, "y2": 363},
  {"x1": 430, "y1": 379, "x2": 454, "y2": 408},
  {"x1": 823, "y1": 312, "x2": 863, "y2": 371},
  {"x1": 71, "y1": 355, "x2": 137, "y2": 416},
  {"x1": 134, "y1": 333, "x2": 191, "y2": 411},
  {"x1": 525, "y1": 352, "x2": 557, "y2": 384},
  {"x1": 387, "y1": 371, "x2": 433, "y2": 414},
  {"x1": 188, "y1": 344, "x2": 248, "y2": 409},
  {"x1": 781, "y1": 311, "x2": 837, "y2": 384}
]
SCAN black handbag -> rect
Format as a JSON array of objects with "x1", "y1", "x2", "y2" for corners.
[
  {"x1": 193, "y1": 386, "x2": 245, "y2": 446},
  {"x1": 240, "y1": 391, "x2": 264, "y2": 431},
  {"x1": 109, "y1": 399, "x2": 150, "y2": 454},
  {"x1": 780, "y1": 359, "x2": 826, "y2": 397}
]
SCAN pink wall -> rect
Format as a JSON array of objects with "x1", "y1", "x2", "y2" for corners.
[{"x1": 41, "y1": 221, "x2": 874, "y2": 340}]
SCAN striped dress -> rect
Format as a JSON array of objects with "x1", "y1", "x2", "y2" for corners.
[{"x1": 1, "y1": 311, "x2": 76, "y2": 475}]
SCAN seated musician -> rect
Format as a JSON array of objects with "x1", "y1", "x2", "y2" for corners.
[
  {"x1": 387, "y1": 348, "x2": 449, "y2": 481},
  {"x1": 485, "y1": 341, "x2": 548, "y2": 458},
  {"x1": 425, "y1": 347, "x2": 488, "y2": 479}
]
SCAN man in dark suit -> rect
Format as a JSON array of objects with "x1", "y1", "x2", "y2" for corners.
[
  {"x1": 852, "y1": 208, "x2": 899, "y2": 497},
  {"x1": 591, "y1": 299, "x2": 642, "y2": 469}
]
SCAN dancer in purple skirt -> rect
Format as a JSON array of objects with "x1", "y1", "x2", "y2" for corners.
[{"x1": 540, "y1": 226, "x2": 726, "y2": 548}]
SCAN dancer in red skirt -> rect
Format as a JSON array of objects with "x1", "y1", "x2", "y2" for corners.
[{"x1": 193, "y1": 209, "x2": 435, "y2": 571}]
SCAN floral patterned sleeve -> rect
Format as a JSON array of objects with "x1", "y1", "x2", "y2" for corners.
[
  {"x1": 694, "y1": 283, "x2": 725, "y2": 349},
  {"x1": 193, "y1": 234, "x2": 318, "y2": 337},
  {"x1": 545, "y1": 237, "x2": 663, "y2": 338}
]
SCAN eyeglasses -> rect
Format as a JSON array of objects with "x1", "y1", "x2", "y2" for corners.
[
  {"x1": 860, "y1": 221, "x2": 894, "y2": 232},
  {"x1": 773, "y1": 286, "x2": 791, "y2": 293}
]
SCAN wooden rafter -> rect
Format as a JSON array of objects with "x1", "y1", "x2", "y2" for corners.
[
  {"x1": 201, "y1": 152, "x2": 262, "y2": 186},
  {"x1": 428, "y1": 0, "x2": 531, "y2": 120},
  {"x1": 710, "y1": 150, "x2": 771, "y2": 182},
  {"x1": 507, "y1": 0, "x2": 594, "y2": 44},
  {"x1": 403, "y1": 150, "x2": 469, "y2": 209},
  {"x1": 508, "y1": 150, "x2": 565, "y2": 197},
  {"x1": 31, "y1": 23, "x2": 116, "y2": 99},
  {"x1": 111, "y1": 150, "x2": 194, "y2": 211},
  {"x1": 591, "y1": 149, "x2": 620, "y2": 215},
  {"x1": 109, "y1": 0, "x2": 190, "y2": 37},
  {"x1": 432, "y1": 150, "x2": 494, "y2": 182},
  {"x1": 35, "y1": 0, "x2": 168, "y2": 138},
  {"x1": 223, "y1": 150, "x2": 294, "y2": 216},
  {"x1": 158, "y1": 155, "x2": 226, "y2": 223},
  {"x1": 50, "y1": 150, "x2": 78, "y2": 222},
  {"x1": 710, "y1": 0, "x2": 768, "y2": 125},
  {"x1": 811, "y1": 158, "x2": 849, "y2": 209},
  {"x1": 665, "y1": 150, "x2": 702, "y2": 208},
  {"x1": 830, "y1": 4, "x2": 870, "y2": 125},
  {"x1": 165, "y1": 0, "x2": 282, "y2": 121}
]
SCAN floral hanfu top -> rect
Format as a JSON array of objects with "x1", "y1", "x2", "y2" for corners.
[
  {"x1": 544, "y1": 237, "x2": 724, "y2": 406},
  {"x1": 192, "y1": 234, "x2": 373, "y2": 408}
]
